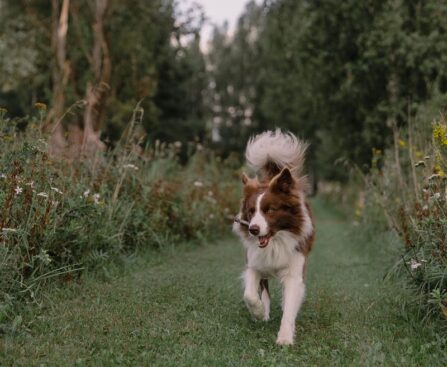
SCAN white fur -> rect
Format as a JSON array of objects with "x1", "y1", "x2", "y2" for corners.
[
  {"x1": 276, "y1": 253, "x2": 306, "y2": 345},
  {"x1": 245, "y1": 129, "x2": 308, "y2": 178},
  {"x1": 250, "y1": 193, "x2": 269, "y2": 236},
  {"x1": 238, "y1": 230, "x2": 307, "y2": 344},
  {"x1": 261, "y1": 286, "x2": 270, "y2": 321}
]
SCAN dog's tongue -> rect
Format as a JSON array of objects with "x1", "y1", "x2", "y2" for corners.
[{"x1": 258, "y1": 235, "x2": 271, "y2": 248}]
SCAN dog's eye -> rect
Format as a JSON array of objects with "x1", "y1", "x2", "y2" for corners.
[{"x1": 266, "y1": 206, "x2": 278, "y2": 213}]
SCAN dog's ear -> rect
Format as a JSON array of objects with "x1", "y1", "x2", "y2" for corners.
[
  {"x1": 241, "y1": 172, "x2": 250, "y2": 185},
  {"x1": 270, "y1": 168, "x2": 294, "y2": 193}
]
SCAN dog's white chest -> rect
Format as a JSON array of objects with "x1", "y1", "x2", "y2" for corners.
[{"x1": 246, "y1": 231, "x2": 299, "y2": 277}]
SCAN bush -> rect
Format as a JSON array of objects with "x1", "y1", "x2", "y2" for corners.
[
  {"x1": 362, "y1": 115, "x2": 447, "y2": 320},
  {"x1": 0, "y1": 108, "x2": 240, "y2": 326}
]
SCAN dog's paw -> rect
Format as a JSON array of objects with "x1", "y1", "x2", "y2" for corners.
[
  {"x1": 276, "y1": 325, "x2": 294, "y2": 345},
  {"x1": 276, "y1": 335, "x2": 294, "y2": 346},
  {"x1": 244, "y1": 296, "x2": 265, "y2": 320},
  {"x1": 263, "y1": 314, "x2": 270, "y2": 322}
]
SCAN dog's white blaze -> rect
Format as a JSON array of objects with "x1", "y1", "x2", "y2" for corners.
[{"x1": 250, "y1": 193, "x2": 269, "y2": 236}]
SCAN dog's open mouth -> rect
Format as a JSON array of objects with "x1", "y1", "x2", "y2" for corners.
[{"x1": 258, "y1": 234, "x2": 272, "y2": 248}]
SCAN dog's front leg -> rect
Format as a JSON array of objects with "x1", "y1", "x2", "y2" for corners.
[
  {"x1": 276, "y1": 276, "x2": 305, "y2": 345},
  {"x1": 243, "y1": 267, "x2": 264, "y2": 320}
]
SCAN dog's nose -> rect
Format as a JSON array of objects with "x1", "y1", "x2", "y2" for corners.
[{"x1": 249, "y1": 224, "x2": 260, "y2": 236}]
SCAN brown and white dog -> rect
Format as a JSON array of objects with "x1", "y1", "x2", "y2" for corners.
[{"x1": 233, "y1": 129, "x2": 315, "y2": 345}]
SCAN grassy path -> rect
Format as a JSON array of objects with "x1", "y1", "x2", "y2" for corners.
[{"x1": 2, "y1": 200, "x2": 446, "y2": 366}]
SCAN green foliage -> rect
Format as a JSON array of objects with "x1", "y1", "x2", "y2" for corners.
[
  {"x1": 0, "y1": 109, "x2": 240, "y2": 326},
  {"x1": 0, "y1": 0, "x2": 208, "y2": 147},
  {"x1": 362, "y1": 115, "x2": 447, "y2": 320},
  {"x1": 208, "y1": 0, "x2": 447, "y2": 180}
]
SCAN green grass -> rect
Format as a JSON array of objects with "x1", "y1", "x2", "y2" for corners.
[{"x1": 2, "y1": 199, "x2": 446, "y2": 366}]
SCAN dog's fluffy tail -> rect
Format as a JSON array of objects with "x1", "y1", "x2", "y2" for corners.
[{"x1": 245, "y1": 129, "x2": 308, "y2": 180}]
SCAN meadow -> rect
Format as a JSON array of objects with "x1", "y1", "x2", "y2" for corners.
[{"x1": 2, "y1": 0, "x2": 447, "y2": 365}]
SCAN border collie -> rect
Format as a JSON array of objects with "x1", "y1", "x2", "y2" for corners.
[{"x1": 233, "y1": 129, "x2": 315, "y2": 345}]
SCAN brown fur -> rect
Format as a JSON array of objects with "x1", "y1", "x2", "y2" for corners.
[{"x1": 240, "y1": 169, "x2": 314, "y2": 255}]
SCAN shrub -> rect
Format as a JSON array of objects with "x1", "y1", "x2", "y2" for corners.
[
  {"x1": 362, "y1": 115, "x2": 447, "y2": 320},
  {"x1": 0, "y1": 107, "x2": 240, "y2": 326}
]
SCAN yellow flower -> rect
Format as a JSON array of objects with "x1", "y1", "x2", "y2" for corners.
[
  {"x1": 434, "y1": 164, "x2": 446, "y2": 177},
  {"x1": 34, "y1": 102, "x2": 47, "y2": 110},
  {"x1": 398, "y1": 139, "x2": 407, "y2": 148},
  {"x1": 433, "y1": 123, "x2": 447, "y2": 147}
]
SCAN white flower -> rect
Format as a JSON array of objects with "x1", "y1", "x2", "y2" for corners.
[
  {"x1": 0, "y1": 173, "x2": 6, "y2": 179},
  {"x1": 37, "y1": 192, "x2": 49, "y2": 198},
  {"x1": 123, "y1": 164, "x2": 139, "y2": 171},
  {"x1": 433, "y1": 192, "x2": 441, "y2": 200},
  {"x1": 51, "y1": 187, "x2": 63, "y2": 195},
  {"x1": 410, "y1": 259, "x2": 422, "y2": 270},
  {"x1": 174, "y1": 141, "x2": 182, "y2": 148},
  {"x1": 92, "y1": 193, "x2": 100, "y2": 205},
  {"x1": 209, "y1": 214, "x2": 215, "y2": 219},
  {"x1": 194, "y1": 181, "x2": 204, "y2": 187},
  {"x1": 83, "y1": 189, "x2": 90, "y2": 198},
  {"x1": 25, "y1": 181, "x2": 35, "y2": 188},
  {"x1": 208, "y1": 191, "x2": 214, "y2": 197},
  {"x1": 15, "y1": 186, "x2": 23, "y2": 195}
]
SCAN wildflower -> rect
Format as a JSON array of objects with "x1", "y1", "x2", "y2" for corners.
[
  {"x1": 208, "y1": 191, "x2": 214, "y2": 197},
  {"x1": 37, "y1": 192, "x2": 49, "y2": 198},
  {"x1": 0, "y1": 173, "x2": 6, "y2": 179},
  {"x1": 434, "y1": 165, "x2": 446, "y2": 178},
  {"x1": 123, "y1": 164, "x2": 139, "y2": 170},
  {"x1": 36, "y1": 249, "x2": 52, "y2": 265},
  {"x1": 433, "y1": 192, "x2": 441, "y2": 200},
  {"x1": 34, "y1": 102, "x2": 47, "y2": 110},
  {"x1": 194, "y1": 181, "x2": 204, "y2": 187},
  {"x1": 25, "y1": 181, "x2": 35, "y2": 188},
  {"x1": 398, "y1": 139, "x2": 407, "y2": 148},
  {"x1": 51, "y1": 187, "x2": 63, "y2": 195},
  {"x1": 83, "y1": 189, "x2": 90, "y2": 198},
  {"x1": 432, "y1": 123, "x2": 447, "y2": 147},
  {"x1": 174, "y1": 141, "x2": 182, "y2": 148},
  {"x1": 209, "y1": 214, "x2": 215, "y2": 219},
  {"x1": 410, "y1": 259, "x2": 422, "y2": 270},
  {"x1": 92, "y1": 193, "x2": 100, "y2": 205},
  {"x1": 15, "y1": 186, "x2": 23, "y2": 195}
]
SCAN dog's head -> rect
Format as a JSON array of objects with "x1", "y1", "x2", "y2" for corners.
[{"x1": 239, "y1": 168, "x2": 304, "y2": 248}]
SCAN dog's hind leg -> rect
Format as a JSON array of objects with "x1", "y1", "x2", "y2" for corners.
[
  {"x1": 243, "y1": 268, "x2": 264, "y2": 320},
  {"x1": 260, "y1": 279, "x2": 270, "y2": 321}
]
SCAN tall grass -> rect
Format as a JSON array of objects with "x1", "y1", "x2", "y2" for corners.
[
  {"x1": 0, "y1": 106, "x2": 240, "y2": 329},
  {"x1": 362, "y1": 114, "x2": 447, "y2": 320}
]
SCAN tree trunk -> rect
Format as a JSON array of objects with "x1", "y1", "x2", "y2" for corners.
[
  {"x1": 46, "y1": 0, "x2": 70, "y2": 155},
  {"x1": 81, "y1": 0, "x2": 111, "y2": 156}
]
